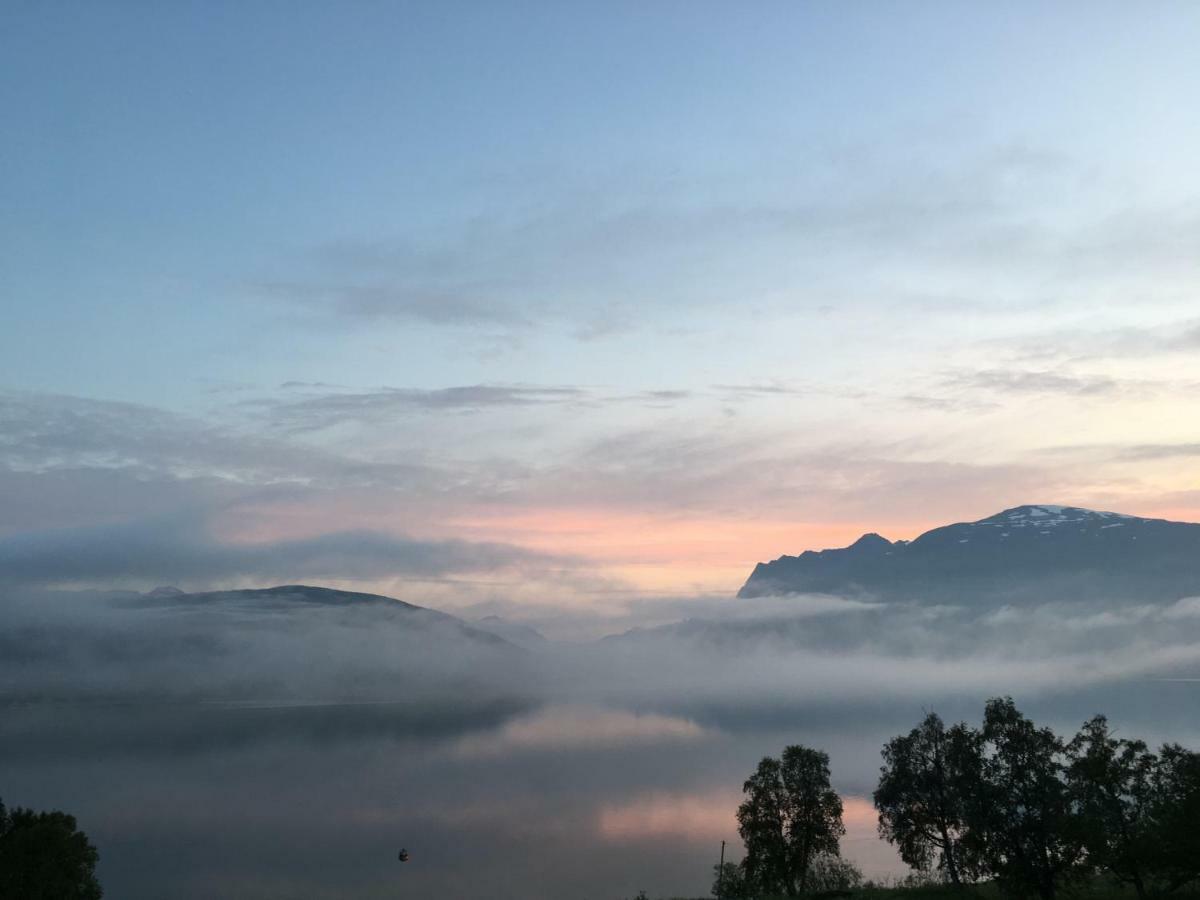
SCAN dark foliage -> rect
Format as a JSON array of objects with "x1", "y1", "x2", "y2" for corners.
[
  {"x1": 968, "y1": 698, "x2": 1086, "y2": 900},
  {"x1": 874, "y1": 700, "x2": 1200, "y2": 900},
  {"x1": 875, "y1": 712, "x2": 979, "y2": 886},
  {"x1": 713, "y1": 860, "x2": 751, "y2": 898},
  {"x1": 737, "y1": 745, "x2": 845, "y2": 897},
  {"x1": 0, "y1": 798, "x2": 102, "y2": 900},
  {"x1": 1146, "y1": 745, "x2": 1200, "y2": 894},
  {"x1": 1068, "y1": 716, "x2": 1159, "y2": 899}
]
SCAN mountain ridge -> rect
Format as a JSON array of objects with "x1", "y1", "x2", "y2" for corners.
[
  {"x1": 737, "y1": 504, "x2": 1200, "y2": 603},
  {"x1": 119, "y1": 583, "x2": 519, "y2": 649}
]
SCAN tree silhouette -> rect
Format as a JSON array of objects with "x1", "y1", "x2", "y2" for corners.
[
  {"x1": 875, "y1": 700, "x2": 1200, "y2": 900},
  {"x1": 1147, "y1": 743, "x2": 1200, "y2": 894},
  {"x1": 805, "y1": 853, "x2": 863, "y2": 893},
  {"x1": 964, "y1": 698, "x2": 1085, "y2": 900},
  {"x1": 0, "y1": 798, "x2": 102, "y2": 900},
  {"x1": 711, "y1": 860, "x2": 749, "y2": 899},
  {"x1": 737, "y1": 744, "x2": 844, "y2": 897},
  {"x1": 1067, "y1": 715, "x2": 1159, "y2": 899},
  {"x1": 874, "y1": 711, "x2": 979, "y2": 886}
]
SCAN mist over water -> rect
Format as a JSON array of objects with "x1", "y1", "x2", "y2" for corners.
[{"x1": 4, "y1": 586, "x2": 1198, "y2": 899}]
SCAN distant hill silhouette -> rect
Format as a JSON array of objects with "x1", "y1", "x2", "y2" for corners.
[
  {"x1": 738, "y1": 505, "x2": 1200, "y2": 604},
  {"x1": 122, "y1": 584, "x2": 514, "y2": 646},
  {"x1": 472, "y1": 615, "x2": 549, "y2": 648}
]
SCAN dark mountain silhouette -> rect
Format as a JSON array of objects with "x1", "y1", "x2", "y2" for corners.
[
  {"x1": 0, "y1": 584, "x2": 536, "y2": 761},
  {"x1": 120, "y1": 583, "x2": 514, "y2": 647},
  {"x1": 738, "y1": 505, "x2": 1200, "y2": 604},
  {"x1": 2, "y1": 583, "x2": 529, "y2": 709}
]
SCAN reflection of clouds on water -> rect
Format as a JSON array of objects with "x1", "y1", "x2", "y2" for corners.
[
  {"x1": 344, "y1": 795, "x2": 586, "y2": 841},
  {"x1": 595, "y1": 791, "x2": 882, "y2": 844},
  {"x1": 839, "y1": 796, "x2": 906, "y2": 875},
  {"x1": 597, "y1": 788, "x2": 741, "y2": 841},
  {"x1": 452, "y1": 705, "x2": 706, "y2": 758},
  {"x1": 596, "y1": 789, "x2": 901, "y2": 875},
  {"x1": 841, "y1": 795, "x2": 880, "y2": 830}
]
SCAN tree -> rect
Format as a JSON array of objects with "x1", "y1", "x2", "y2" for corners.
[
  {"x1": 806, "y1": 854, "x2": 863, "y2": 893},
  {"x1": 964, "y1": 698, "x2": 1086, "y2": 900},
  {"x1": 739, "y1": 755, "x2": 790, "y2": 895},
  {"x1": 1146, "y1": 744, "x2": 1200, "y2": 894},
  {"x1": 0, "y1": 798, "x2": 103, "y2": 900},
  {"x1": 737, "y1": 745, "x2": 845, "y2": 897},
  {"x1": 1066, "y1": 716, "x2": 1158, "y2": 900},
  {"x1": 874, "y1": 711, "x2": 980, "y2": 886},
  {"x1": 877, "y1": 702, "x2": 1200, "y2": 898},
  {"x1": 711, "y1": 861, "x2": 750, "y2": 899}
]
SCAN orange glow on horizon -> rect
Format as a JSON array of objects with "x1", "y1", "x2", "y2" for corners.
[{"x1": 209, "y1": 495, "x2": 1200, "y2": 596}]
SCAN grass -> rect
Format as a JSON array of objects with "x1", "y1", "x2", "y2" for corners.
[{"x1": 638, "y1": 879, "x2": 1200, "y2": 900}]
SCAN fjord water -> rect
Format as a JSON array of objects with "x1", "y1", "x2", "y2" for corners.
[
  {"x1": 5, "y1": 573, "x2": 1200, "y2": 899},
  {"x1": 5, "y1": 701, "x2": 902, "y2": 898}
]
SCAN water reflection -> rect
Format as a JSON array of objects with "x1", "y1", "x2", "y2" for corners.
[
  {"x1": 452, "y1": 705, "x2": 707, "y2": 758},
  {"x1": 6, "y1": 588, "x2": 1200, "y2": 897},
  {"x1": 6, "y1": 699, "x2": 911, "y2": 898},
  {"x1": 597, "y1": 788, "x2": 741, "y2": 841}
]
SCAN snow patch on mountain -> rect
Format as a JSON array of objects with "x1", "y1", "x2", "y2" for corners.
[{"x1": 976, "y1": 505, "x2": 1137, "y2": 530}]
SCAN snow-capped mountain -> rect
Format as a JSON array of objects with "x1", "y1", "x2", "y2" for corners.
[{"x1": 737, "y1": 505, "x2": 1200, "y2": 604}]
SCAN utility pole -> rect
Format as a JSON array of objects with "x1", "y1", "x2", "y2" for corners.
[{"x1": 717, "y1": 839, "x2": 726, "y2": 899}]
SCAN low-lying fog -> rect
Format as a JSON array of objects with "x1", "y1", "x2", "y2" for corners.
[{"x1": 4, "y1": 586, "x2": 1199, "y2": 899}]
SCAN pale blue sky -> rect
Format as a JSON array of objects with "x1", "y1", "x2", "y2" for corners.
[
  {"x1": 5, "y1": 1, "x2": 1198, "y2": 396},
  {"x1": 3, "y1": 1, "x2": 1200, "y2": 602}
]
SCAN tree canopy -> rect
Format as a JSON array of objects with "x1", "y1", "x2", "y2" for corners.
[
  {"x1": 1147, "y1": 743, "x2": 1200, "y2": 894},
  {"x1": 970, "y1": 698, "x2": 1085, "y2": 900},
  {"x1": 1068, "y1": 715, "x2": 1159, "y2": 899},
  {"x1": 874, "y1": 711, "x2": 979, "y2": 886},
  {"x1": 0, "y1": 798, "x2": 103, "y2": 900},
  {"x1": 873, "y1": 699, "x2": 1200, "y2": 900},
  {"x1": 737, "y1": 744, "x2": 845, "y2": 897}
]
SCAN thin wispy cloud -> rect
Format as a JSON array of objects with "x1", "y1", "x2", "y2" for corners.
[
  {"x1": 939, "y1": 368, "x2": 1122, "y2": 397},
  {"x1": 998, "y1": 317, "x2": 1200, "y2": 365},
  {"x1": 256, "y1": 280, "x2": 532, "y2": 328},
  {"x1": 249, "y1": 383, "x2": 592, "y2": 432},
  {"x1": 0, "y1": 512, "x2": 562, "y2": 590}
]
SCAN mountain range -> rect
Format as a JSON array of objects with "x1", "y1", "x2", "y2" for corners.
[{"x1": 738, "y1": 504, "x2": 1200, "y2": 604}]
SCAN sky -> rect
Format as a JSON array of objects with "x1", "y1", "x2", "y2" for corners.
[{"x1": 4, "y1": 1, "x2": 1200, "y2": 613}]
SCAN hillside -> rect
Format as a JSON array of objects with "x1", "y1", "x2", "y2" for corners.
[{"x1": 738, "y1": 505, "x2": 1200, "y2": 603}]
